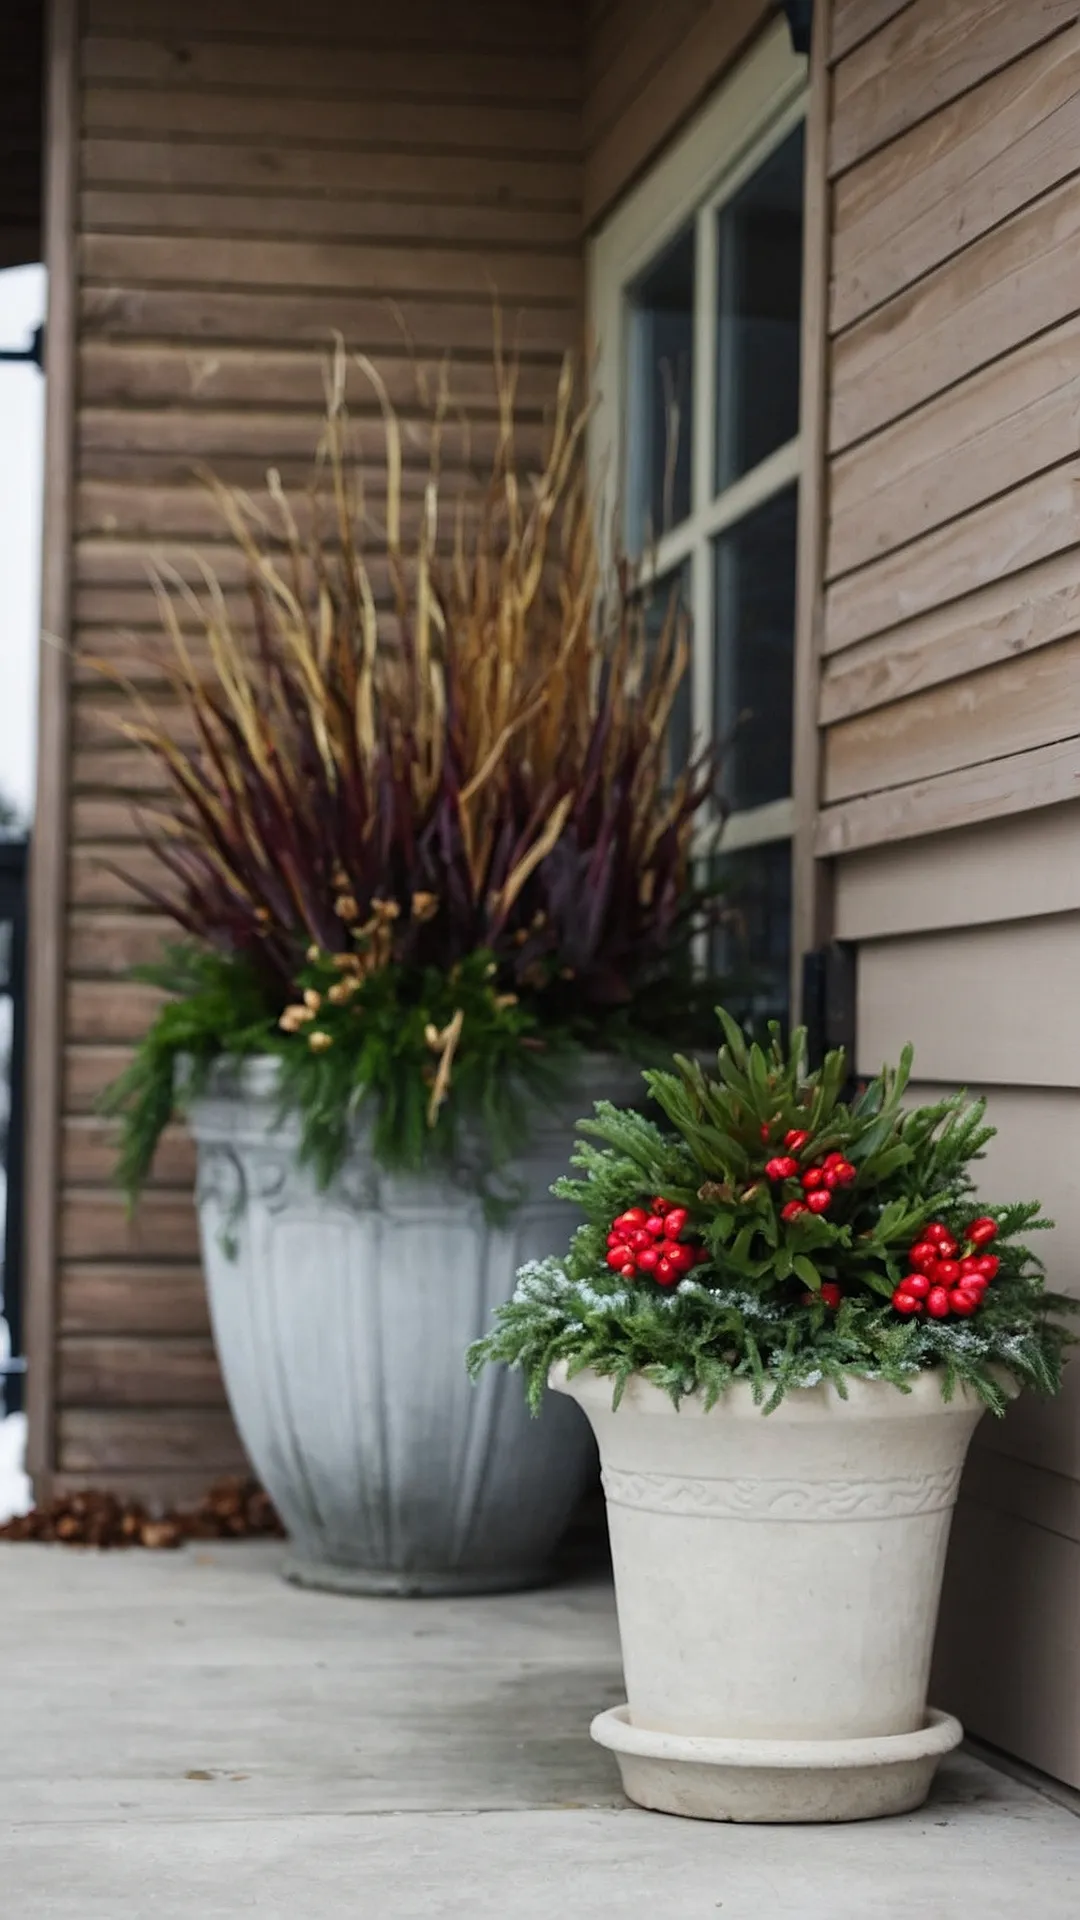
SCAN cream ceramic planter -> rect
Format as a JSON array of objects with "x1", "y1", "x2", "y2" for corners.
[
  {"x1": 188, "y1": 1055, "x2": 640, "y2": 1596},
  {"x1": 551, "y1": 1363, "x2": 991, "y2": 1822}
]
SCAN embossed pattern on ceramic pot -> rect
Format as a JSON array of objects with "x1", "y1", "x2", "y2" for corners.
[
  {"x1": 554, "y1": 1365, "x2": 986, "y2": 1739},
  {"x1": 189, "y1": 1056, "x2": 641, "y2": 1595},
  {"x1": 552, "y1": 1363, "x2": 989, "y2": 1820}
]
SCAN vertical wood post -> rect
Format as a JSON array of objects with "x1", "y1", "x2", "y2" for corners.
[
  {"x1": 790, "y1": 0, "x2": 833, "y2": 1017},
  {"x1": 24, "y1": 0, "x2": 79, "y2": 1494}
]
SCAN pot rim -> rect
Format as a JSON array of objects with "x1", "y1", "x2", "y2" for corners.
[
  {"x1": 179, "y1": 1047, "x2": 645, "y2": 1108},
  {"x1": 548, "y1": 1358, "x2": 1012, "y2": 1420}
]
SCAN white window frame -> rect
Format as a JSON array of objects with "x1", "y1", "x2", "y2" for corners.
[{"x1": 588, "y1": 19, "x2": 808, "y2": 862}]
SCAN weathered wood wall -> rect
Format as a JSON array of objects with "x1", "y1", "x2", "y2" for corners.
[
  {"x1": 35, "y1": 0, "x2": 784, "y2": 1508},
  {"x1": 583, "y1": 0, "x2": 773, "y2": 225},
  {"x1": 818, "y1": 0, "x2": 1080, "y2": 1788},
  {"x1": 46, "y1": 0, "x2": 584, "y2": 1502}
]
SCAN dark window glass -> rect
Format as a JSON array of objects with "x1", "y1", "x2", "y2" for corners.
[
  {"x1": 641, "y1": 564, "x2": 693, "y2": 785},
  {"x1": 711, "y1": 840, "x2": 791, "y2": 1032},
  {"x1": 625, "y1": 224, "x2": 695, "y2": 551},
  {"x1": 715, "y1": 124, "x2": 804, "y2": 491},
  {"x1": 713, "y1": 484, "x2": 797, "y2": 813}
]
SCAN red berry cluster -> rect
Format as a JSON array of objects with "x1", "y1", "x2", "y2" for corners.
[
  {"x1": 804, "y1": 1282, "x2": 843, "y2": 1311},
  {"x1": 764, "y1": 1131, "x2": 857, "y2": 1219},
  {"x1": 605, "y1": 1198, "x2": 709, "y2": 1288},
  {"x1": 892, "y1": 1217, "x2": 999, "y2": 1320}
]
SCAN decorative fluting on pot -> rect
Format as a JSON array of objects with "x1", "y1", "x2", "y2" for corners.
[
  {"x1": 189, "y1": 1057, "x2": 639, "y2": 1595},
  {"x1": 552, "y1": 1363, "x2": 990, "y2": 1821}
]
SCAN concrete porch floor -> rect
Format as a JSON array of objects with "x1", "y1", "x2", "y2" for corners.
[{"x1": 2, "y1": 1541, "x2": 1078, "y2": 1917}]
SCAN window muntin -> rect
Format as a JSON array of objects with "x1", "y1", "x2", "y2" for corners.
[{"x1": 613, "y1": 96, "x2": 806, "y2": 1024}]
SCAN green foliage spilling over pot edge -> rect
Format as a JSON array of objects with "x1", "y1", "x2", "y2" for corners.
[{"x1": 469, "y1": 1011, "x2": 1078, "y2": 1411}]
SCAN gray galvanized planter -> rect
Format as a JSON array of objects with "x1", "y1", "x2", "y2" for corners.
[{"x1": 187, "y1": 1055, "x2": 642, "y2": 1595}]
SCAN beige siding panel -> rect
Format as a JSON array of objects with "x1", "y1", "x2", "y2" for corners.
[
  {"x1": 76, "y1": 405, "x2": 534, "y2": 466},
  {"x1": 823, "y1": 462, "x2": 1080, "y2": 656},
  {"x1": 83, "y1": 0, "x2": 580, "y2": 48},
  {"x1": 819, "y1": 550, "x2": 1080, "y2": 725},
  {"x1": 71, "y1": 689, "x2": 199, "y2": 754},
  {"x1": 906, "y1": 1082, "x2": 1080, "y2": 1506},
  {"x1": 827, "y1": 317, "x2": 1080, "y2": 579},
  {"x1": 80, "y1": 192, "x2": 581, "y2": 252},
  {"x1": 585, "y1": 0, "x2": 706, "y2": 147},
  {"x1": 48, "y1": 0, "x2": 587, "y2": 1493},
  {"x1": 69, "y1": 801, "x2": 144, "y2": 845},
  {"x1": 583, "y1": 0, "x2": 773, "y2": 225},
  {"x1": 855, "y1": 917, "x2": 1080, "y2": 1087},
  {"x1": 971, "y1": 1080, "x2": 1080, "y2": 1492},
  {"x1": 823, "y1": 631, "x2": 1080, "y2": 804},
  {"x1": 81, "y1": 36, "x2": 579, "y2": 100},
  {"x1": 82, "y1": 89, "x2": 579, "y2": 154},
  {"x1": 895, "y1": 1083, "x2": 1080, "y2": 1500},
  {"x1": 60, "y1": 1189, "x2": 201, "y2": 1263},
  {"x1": 58, "y1": 1336, "x2": 225, "y2": 1407},
  {"x1": 83, "y1": 0, "x2": 581, "y2": 48},
  {"x1": 81, "y1": 138, "x2": 581, "y2": 208},
  {"x1": 72, "y1": 748, "x2": 171, "y2": 797},
  {"x1": 895, "y1": 1084, "x2": 1080, "y2": 1502},
  {"x1": 979, "y1": 1391, "x2": 1080, "y2": 1507},
  {"x1": 76, "y1": 345, "x2": 561, "y2": 412},
  {"x1": 68, "y1": 912, "x2": 175, "y2": 974},
  {"x1": 829, "y1": 177, "x2": 1080, "y2": 453},
  {"x1": 59, "y1": 1407, "x2": 247, "y2": 1473},
  {"x1": 936, "y1": 1503, "x2": 1080, "y2": 1789},
  {"x1": 904, "y1": 1082, "x2": 1080, "y2": 1300},
  {"x1": 81, "y1": 234, "x2": 581, "y2": 301},
  {"x1": 962, "y1": 1446, "x2": 1080, "y2": 1549},
  {"x1": 818, "y1": 734, "x2": 1080, "y2": 858},
  {"x1": 79, "y1": 286, "x2": 579, "y2": 355},
  {"x1": 62, "y1": 1118, "x2": 195, "y2": 1188},
  {"x1": 831, "y1": 27, "x2": 1080, "y2": 330},
  {"x1": 68, "y1": 850, "x2": 179, "y2": 912},
  {"x1": 77, "y1": 480, "x2": 300, "y2": 542},
  {"x1": 830, "y1": 0, "x2": 913, "y2": 64},
  {"x1": 66, "y1": 978, "x2": 164, "y2": 1045},
  {"x1": 65, "y1": 1045, "x2": 134, "y2": 1116},
  {"x1": 829, "y1": 0, "x2": 1078, "y2": 176},
  {"x1": 822, "y1": 0, "x2": 1080, "y2": 1789},
  {"x1": 834, "y1": 804, "x2": 1080, "y2": 940},
  {"x1": 60, "y1": 1264, "x2": 211, "y2": 1337}
]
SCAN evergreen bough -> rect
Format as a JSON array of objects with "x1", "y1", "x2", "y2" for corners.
[{"x1": 469, "y1": 1011, "x2": 1077, "y2": 1413}]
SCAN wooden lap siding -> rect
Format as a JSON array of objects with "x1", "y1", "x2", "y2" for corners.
[
  {"x1": 820, "y1": 0, "x2": 1080, "y2": 1785},
  {"x1": 47, "y1": 0, "x2": 584, "y2": 1502},
  {"x1": 583, "y1": 0, "x2": 773, "y2": 225}
]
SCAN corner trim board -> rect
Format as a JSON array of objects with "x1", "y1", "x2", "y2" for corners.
[{"x1": 25, "y1": 0, "x2": 79, "y2": 1494}]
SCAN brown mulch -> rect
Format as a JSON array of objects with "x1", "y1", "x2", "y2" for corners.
[{"x1": 0, "y1": 1475, "x2": 285, "y2": 1550}]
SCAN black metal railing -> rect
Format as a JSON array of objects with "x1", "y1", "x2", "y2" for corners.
[{"x1": 0, "y1": 837, "x2": 28, "y2": 1416}]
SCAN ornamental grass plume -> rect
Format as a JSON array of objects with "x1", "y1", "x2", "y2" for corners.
[{"x1": 99, "y1": 330, "x2": 722, "y2": 1195}]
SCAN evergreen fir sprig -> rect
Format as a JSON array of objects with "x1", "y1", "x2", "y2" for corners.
[
  {"x1": 101, "y1": 942, "x2": 575, "y2": 1214},
  {"x1": 469, "y1": 1014, "x2": 1078, "y2": 1411}
]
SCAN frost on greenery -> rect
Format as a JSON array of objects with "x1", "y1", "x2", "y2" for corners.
[{"x1": 468, "y1": 1015, "x2": 1078, "y2": 1415}]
